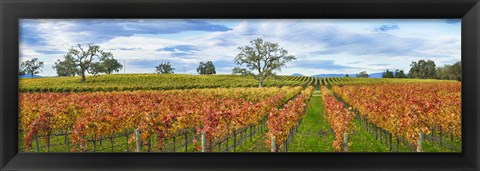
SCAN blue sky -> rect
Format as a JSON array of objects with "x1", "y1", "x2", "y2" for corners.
[{"x1": 20, "y1": 19, "x2": 461, "y2": 76}]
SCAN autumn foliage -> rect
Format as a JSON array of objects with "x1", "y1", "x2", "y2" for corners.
[
  {"x1": 331, "y1": 82, "x2": 461, "y2": 145},
  {"x1": 320, "y1": 86, "x2": 355, "y2": 151},
  {"x1": 20, "y1": 87, "x2": 303, "y2": 151},
  {"x1": 267, "y1": 86, "x2": 314, "y2": 151}
]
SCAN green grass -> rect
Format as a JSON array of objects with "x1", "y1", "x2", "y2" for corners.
[
  {"x1": 348, "y1": 119, "x2": 390, "y2": 152},
  {"x1": 287, "y1": 88, "x2": 410, "y2": 152},
  {"x1": 421, "y1": 135, "x2": 462, "y2": 152},
  {"x1": 19, "y1": 132, "x2": 199, "y2": 152},
  {"x1": 347, "y1": 116, "x2": 462, "y2": 152},
  {"x1": 288, "y1": 90, "x2": 335, "y2": 152},
  {"x1": 19, "y1": 133, "x2": 134, "y2": 152},
  {"x1": 235, "y1": 126, "x2": 270, "y2": 152}
]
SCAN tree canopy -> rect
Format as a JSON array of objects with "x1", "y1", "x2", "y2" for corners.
[
  {"x1": 356, "y1": 71, "x2": 369, "y2": 78},
  {"x1": 382, "y1": 69, "x2": 394, "y2": 78},
  {"x1": 54, "y1": 43, "x2": 119, "y2": 82},
  {"x1": 197, "y1": 61, "x2": 216, "y2": 75},
  {"x1": 394, "y1": 69, "x2": 407, "y2": 78},
  {"x1": 155, "y1": 62, "x2": 175, "y2": 74},
  {"x1": 408, "y1": 59, "x2": 437, "y2": 79},
  {"x1": 53, "y1": 54, "x2": 77, "y2": 77},
  {"x1": 20, "y1": 58, "x2": 44, "y2": 78},
  {"x1": 233, "y1": 38, "x2": 296, "y2": 87},
  {"x1": 101, "y1": 55, "x2": 123, "y2": 74},
  {"x1": 437, "y1": 61, "x2": 461, "y2": 81},
  {"x1": 232, "y1": 67, "x2": 250, "y2": 75}
]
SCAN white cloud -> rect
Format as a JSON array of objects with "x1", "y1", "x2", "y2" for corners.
[{"x1": 20, "y1": 19, "x2": 461, "y2": 76}]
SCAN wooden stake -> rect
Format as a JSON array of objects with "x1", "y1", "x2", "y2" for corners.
[
  {"x1": 66, "y1": 135, "x2": 70, "y2": 151},
  {"x1": 47, "y1": 135, "x2": 51, "y2": 152},
  {"x1": 201, "y1": 132, "x2": 206, "y2": 152},
  {"x1": 343, "y1": 133, "x2": 349, "y2": 152},
  {"x1": 173, "y1": 136, "x2": 176, "y2": 152},
  {"x1": 185, "y1": 132, "x2": 188, "y2": 152},
  {"x1": 271, "y1": 136, "x2": 276, "y2": 152},
  {"x1": 233, "y1": 130, "x2": 236, "y2": 152},
  {"x1": 226, "y1": 130, "x2": 229, "y2": 152},
  {"x1": 93, "y1": 139, "x2": 96, "y2": 152},
  {"x1": 396, "y1": 136, "x2": 399, "y2": 152},
  {"x1": 35, "y1": 135, "x2": 40, "y2": 152},
  {"x1": 110, "y1": 136, "x2": 114, "y2": 151},
  {"x1": 125, "y1": 133, "x2": 129, "y2": 152},
  {"x1": 416, "y1": 132, "x2": 423, "y2": 152},
  {"x1": 135, "y1": 129, "x2": 141, "y2": 152},
  {"x1": 389, "y1": 133, "x2": 392, "y2": 151},
  {"x1": 439, "y1": 126, "x2": 443, "y2": 147}
]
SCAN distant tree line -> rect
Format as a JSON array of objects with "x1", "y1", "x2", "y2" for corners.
[
  {"x1": 381, "y1": 69, "x2": 407, "y2": 78},
  {"x1": 351, "y1": 59, "x2": 460, "y2": 81},
  {"x1": 356, "y1": 71, "x2": 369, "y2": 78},
  {"x1": 154, "y1": 60, "x2": 217, "y2": 75},
  {"x1": 381, "y1": 59, "x2": 460, "y2": 81},
  {"x1": 20, "y1": 38, "x2": 295, "y2": 88},
  {"x1": 436, "y1": 61, "x2": 461, "y2": 81}
]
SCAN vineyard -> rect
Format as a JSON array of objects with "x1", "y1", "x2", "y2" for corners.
[
  {"x1": 20, "y1": 86, "x2": 310, "y2": 152},
  {"x1": 19, "y1": 74, "x2": 314, "y2": 92},
  {"x1": 331, "y1": 82, "x2": 461, "y2": 151},
  {"x1": 19, "y1": 74, "x2": 358, "y2": 92},
  {"x1": 19, "y1": 74, "x2": 462, "y2": 152},
  {"x1": 321, "y1": 86, "x2": 355, "y2": 151}
]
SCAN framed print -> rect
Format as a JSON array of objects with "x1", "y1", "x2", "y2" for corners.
[{"x1": 1, "y1": 0, "x2": 479, "y2": 170}]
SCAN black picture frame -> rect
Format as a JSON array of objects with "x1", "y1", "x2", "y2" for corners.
[{"x1": 1, "y1": 0, "x2": 479, "y2": 170}]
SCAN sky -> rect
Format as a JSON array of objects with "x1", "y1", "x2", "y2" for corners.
[{"x1": 19, "y1": 19, "x2": 461, "y2": 76}]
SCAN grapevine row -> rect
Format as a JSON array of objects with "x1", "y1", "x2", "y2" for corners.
[
  {"x1": 20, "y1": 86, "x2": 303, "y2": 151},
  {"x1": 20, "y1": 74, "x2": 309, "y2": 92},
  {"x1": 267, "y1": 86, "x2": 314, "y2": 151},
  {"x1": 320, "y1": 86, "x2": 355, "y2": 151},
  {"x1": 331, "y1": 82, "x2": 461, "y2": 146}
]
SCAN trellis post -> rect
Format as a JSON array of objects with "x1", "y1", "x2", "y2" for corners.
[
  {"x1": 125, "y1": 133, "x2": 129, "y2": 152},
  {"x1": 389, "y1": 133, "x2": 392, "y2": 151},
  {"x1": 201, "y1": 132, "x2": 206, "y2": 152},
  {"x1": 416, "y1": 132, "x2": 423, "y2": 152},
  {"x1": 233, "y1": 130, "x2": 237, "y2": 152},
  {"x1": 343, "y1": 133, "x2": 349, "y2": 152},
  {"x1": 173, "y1": 136, "x2": 176, "y2": 152},
  {"x1": 47, "y1": 135, "x2": 51, "y2": 152},
  {"x1": 110, "y1": 136, "x2": 114, "y2": 151},
  {"x1": 225, "y1": 131, "x2": 229, "y2": 152},
  {"x1": 135, "y1": 129, "x2": 141, "y2": 152},
  {"x1": 35, "y1": 135, "x2": 40, "y2": 152},
  {"x1": 439, "y1": 125, "x2": 443, "y2": 147},
  {"x1": 185, "y1": 132, "x2": 188, "y2": 152},
  {"x1": 271, "y1": 136, "x2": 276, "y2": 152}
]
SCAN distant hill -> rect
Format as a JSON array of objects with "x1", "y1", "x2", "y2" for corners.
[
  {"x1": 291, "y1": 73, "x2": 303, "y2": 76},
  {"x1": 19, "y1": 74, "x2": 42, "y2": 78},
  {"x1": 312, "y1": 74, "x2": 352, "y2": 78},
  {"x1": 312, "y1": 72, "x2": 383, "y2": 78},
  {"x1": 368, "y1": 72, "x2": 383, "y2": 78}
]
